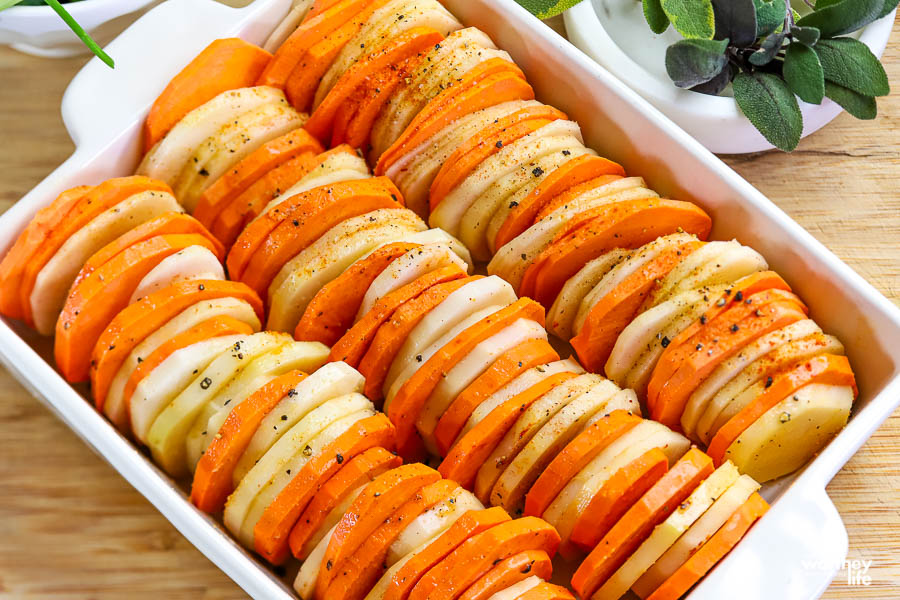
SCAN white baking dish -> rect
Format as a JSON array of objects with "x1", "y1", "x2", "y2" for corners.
[{"x1": 0, "y1": 0, "x2": 898, "y2": 598}]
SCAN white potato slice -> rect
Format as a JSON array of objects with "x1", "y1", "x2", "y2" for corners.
[
  {"x1": 147, "y1": 332, "x2": 291, "y2": 475},
  {"x1": 460, "y1": 145, "x2": 591, "y2": 262},
  {"x1": 224, "y1": 392, "x2": 373, "y2": 541},
  {"x1": 296, "y1": 521, "x2": 335, "y2": 599},
  {"x1": 383, "y1": 275, "x2": 517, "y2": 397},
  {"x1": 369, "y1": 27, "x2": 503, "y2": 160},
  {"x1": 588, "y1": 388, "x2": 641, "y2": 421},
  {"x1": 491, "y1": 378, "x2": 622, "y2": 512},
  {"x1": 417, "y1": 318, "x2": 547, "y2": 455},
  {"x1": 238, "y1": 407, "x2": 375, "y2": 545},
  {"x1": 487, "y1": 177, "x2": 652, "y2": 289},
  {"x1": 263, "y1": 0, "x2": 314, "y2": 52},
  {"x1": 681, "y1": 319, "x2": 821, "y2": 441},
  {"x1": 130, "y1": 334, "x2": 248, "y2": 444},
  {"x1": 367, "y1": 227, "x2": 473, "y2": 269},
  {"x1": 642, "y1": 241, "x2": 734, "y2": 308},
  {"x1": 633, "y1": 473, "x2": 760, "y2": 597},
  {"x1": 548, "y1": 248, "x2": 630, "y2": 340},
  {"x1": 29, "y1": 190, "x2": 182, "y2": 335},
  {"x1": 138, "y1": 86, "x2": 287, "y2": 185},
  {"x1": 184, "y1": 340, "x2": 330, "y2": 471},
  {"x1": 266, "y1": 207, "x2": 427, "y2": 332},
  {"x1": 357, "y1": 242, "x2": 469, "y2": 319},
  {"x1": 384, "y1": 304, "x2": 508, "y2": 411},
  {"x1": 574, "y1": 233, "x2": 698, "y2": 336},
  {"x1": 725, "y1": 383, "x2": 853, "y2": 482},
  {"x1": 313, "y1": 0, "x2": 462, "y2": 108},
  {"x1": 129, "y1": 245, "x2": 224, "y2": 304},
  {"x1": 234, "y1": 361, "x2": 365, "y2": 485},
  {"x1": 486, "y1": 576, "x2": 542, "y2": 600},
  {"x1": 173, "y1": 102, "x2": 305, "y2": 211},
  {"x1": 593, "y1": 462, "x2": 740, "y2": 600},
  {"x1": 429, "y1": 120, "x2": 584, "y2": 237},
  {"x1": 111, "y1": 297, "x2": 261, "y2": 433},
  {"x1": 476, "y1": 373, "x2": 602, "y2": 504}
]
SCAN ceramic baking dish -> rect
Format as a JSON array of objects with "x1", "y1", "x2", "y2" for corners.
[{"x1": 1, "y1": 0, "x2": 898, "y2": 598}]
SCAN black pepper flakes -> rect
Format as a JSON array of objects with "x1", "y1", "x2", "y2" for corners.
[
  {"x1": 495, "y1": 140, "x2": 503, "y2": 148},
  {"x1": 765, "y1": 376, "x2": 774, "y2": 388},
  {"x1": 336, "y1": 453, "x2": 344, "y2": 464},
  {"x1": 200, "y1": 377, "x2": 212, "y2": 389},
  {"x1": 531, "y1": 166, "x2": 544, "y2": 177},
  {"x1": 661, "y1": 336, "x2": 671, "y2": 348}
]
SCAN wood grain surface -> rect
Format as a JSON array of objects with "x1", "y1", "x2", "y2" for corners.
[{"x1": 1, "y1": 12, "x2": 898, "y2": 600}]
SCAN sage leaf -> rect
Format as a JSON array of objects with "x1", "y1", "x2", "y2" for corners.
[
  {"x1": 691, "y1": 62, "x2": 736, "y2": 95},
  {"x1": 733, "y1": 71, "x2": 803, "y2": 151},
  {"x1": 661, "y1": 0, "x2": 716, "y2": 39},
  {"x1": 879, "y1": 0, "x2": 899, "y2": 18},
  {"x1": 824, "y1": 81, "x2": 877, "y2": 119},
  {"x1": 513, "y1": 0, "x2": 586, "y2": 19},
  {"x1": 784, "y1": 43, "x2": 825, "y2": 104},
  {"x1": 749, "y1": 29, "x2": 787, "y2": 66},
  {"x1": 754, "y1": 0, "x2": 786, "y2": 37},
  {"x1": 643, "y1": 0, "x2": 671, "y2": 33},
  {"x1": 797, "y1": 0, "x2": 883, "y2": 37},
  {"x1": 712, "y1": 0, "x2": 757, "y2": 47},
  {"x1": 790, "y1": 26, "x2": 821, "y2": 47},
  {"x1": 815, "y1": 38, "x2": 890, "y2": 96},
  {"x1": 665, "y1": 38, "x2": 730, "y2": 88}
]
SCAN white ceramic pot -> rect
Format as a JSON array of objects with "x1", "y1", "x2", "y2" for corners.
[
  {"x1": 0, "y1": 0, "x2": 160, "y2": 58},
  {"x1": 564, "y1": 0, "x2": 896, "y2": 154}
]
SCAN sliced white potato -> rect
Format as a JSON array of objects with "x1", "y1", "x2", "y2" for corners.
[
  {"x1": 725, "y1": 383, "x2": 853, "y2": 482},
  {"x1": 147, "y1": 332, "x2": 291, "y2": 475},
  {"x1": 417, "y1": 318, "x2": 547, "y2": 455},
  {"x1": 234, "y1": 361, "x2": 365, "y2": 485},
  {"x1": 266, "y1": 207, "x2": 427, "y2": 332},
  {"x1": 384, "y1": 304, "x2": 507, "y2": 411},
  {"x1": 263, "y1": 0, "x2": 314, "y2": 52},
  {"x1": 476, "y1": 373, "x2": 602, "y2": 503},
  {"x1": 110, "y1": 297, "x2": 261, "y2": 433},
  {"x1": 574, "y1": 233, "x2": 698, "y2": 336},
  {"x1": 173, "y1": 101, "x2": 305, "y2": 211},
  {"x1": 224, "y1": 392, "x2": 373, "y2": 542},
  {"x1": 357, "y1": 242, "x2": 469, "y2": 319},
  {"x1": 369, "y1": 227, "x2": 473, "y2": 270},
  {"x1": 184, "y1": 340, "x2": 330, "y2": 472},
  {"x1": 491, "y1": 378, "x2": 622, "y2": 511},
  {"x1": 588, "y1": 388, "x2": 641, "y2": 421},
  {"x1": 429, "y1": 120, "x2": 584, "y2": 237},
  {"x1": 239, "y1": 407, "x2": 375, "y2": 545},
  {"x1": 313, "y1": 0, "x2": 462, "y2": 108},
  {"x1": 642, "y1": 241, "x2": 733, "y2": 308},
  {"x1": 681, "y1": 319, "x2": 821, "y2": 441},
  {"x1": 128, "y1": 245, "x2": 224, "y2": 304},
  {"x1": 384, "y1": 275, "x2": 517, "y2": 396},
  {"x1": 633, "y1": 473, "x2": 760, "y2": 597},
  {"x1": 593, "y1": 462, "x2": 740, "y2": 600},
  {"x1": 487, "y1": 177, "x2": 652, "y2": 290},
  {"x1": 547, "y1": 249, "x2": 630, "y2": 340},
  {"x1": 130, "y1": 334, "x2": 248, "y2": 444},
  {"x1": 295, "y1": 522, "x2": 336, "y2": 599},
  {"x1": 486, "y1": 576, "x2": 542, "y2": 600},
  {"x1": 459, "y1": 144, "x2": 591, "y2": 262},
  {"x1": 30, "y1": 190, "x2": 181, "y2": 335},
  {"x1": 138, "y1": 86, "x2": 287, "y2": 185}
]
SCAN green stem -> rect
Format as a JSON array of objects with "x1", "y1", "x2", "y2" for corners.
[{"x1": 43, "y1": 0, "x2": 115, "y2": 68}]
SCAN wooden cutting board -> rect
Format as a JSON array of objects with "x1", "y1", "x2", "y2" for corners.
[{"x1": 0, "y1": 14, "x2": 898, "y2": 599}]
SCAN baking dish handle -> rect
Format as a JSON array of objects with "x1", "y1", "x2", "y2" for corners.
[{"x1": 688, "y1": 483, "x2": 848, "y2": 599}]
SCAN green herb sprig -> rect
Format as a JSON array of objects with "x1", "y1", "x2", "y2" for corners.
[
  {"x1": 515, "y1": 0, "x2": 895, "y2": 151},
  {"x1": 1, "y1": 0, "x2": 114, "y2": 67}
]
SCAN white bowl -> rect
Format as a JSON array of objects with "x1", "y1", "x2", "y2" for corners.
[
  {"x1": 0, "y1": 0, "x2": 160, "y2": 57},
  {"x1": 564, "y1": 0, "x2": 897, "y2": 154}
]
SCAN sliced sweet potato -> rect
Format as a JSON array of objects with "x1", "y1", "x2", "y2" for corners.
[
  {"x1": 55, "y1": 233, "x2": 221, "y2": 383},
  {"x1": 193, "y1": 127, "x2": 322, "y2": 229},
  {"x1": 408, "y1": 516, "x2": 560, "y2": 600},
  {"x1": 515, "y1": 583, "x2": 576, "y2": 600},
  {"x1": 438, "y1": 372, "x2": 577, "y2": 489},
  {"x1": 387, "y1": 298, "x2": 546, "y2": 459},
  {"x1": 494, "y1": 155, "x2": 625, "y2": 251},
  {"x1": 570, "y1": 239, "x2": 703, "y2": 372},
  {"x1": 571, "y1": 449, "x2": 714, "y2": 599},
  {"x1": 428, "y1": 105, "x2": 567, "y2": 211},
  {"x1": 459, "y1": 549, "x2": 553, "y2": 600},
  {"x1": 295, "y1": 242, "x2": 421, "y2": 346},
  {"x1": 569, "y1": 447, "x2": 670, "y2": 552},
  {"x1": 435, "y1": 338, "x2": 559, "y2": 456},
  {"x1": 90, "y1": 280, "x2": 263, "y2": 408},
  {"x1": 533, "y1": 174, "x2": 628, "y2": 221},
  {"x1": 520, "y1": 199, "x2": 712, "y2": 307},
  {"x1": 143, "y1": 38, "x2": 272, "y2": 153},
  {"x1": 523, "y1": 410, "x2": 642, "y2": 518},
  {"x1": 190, "y1": 370, "x2": 307, "y2": 512},
  {"x1": 288, "y1": 446, "x2": 402, "y2": 559}
]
